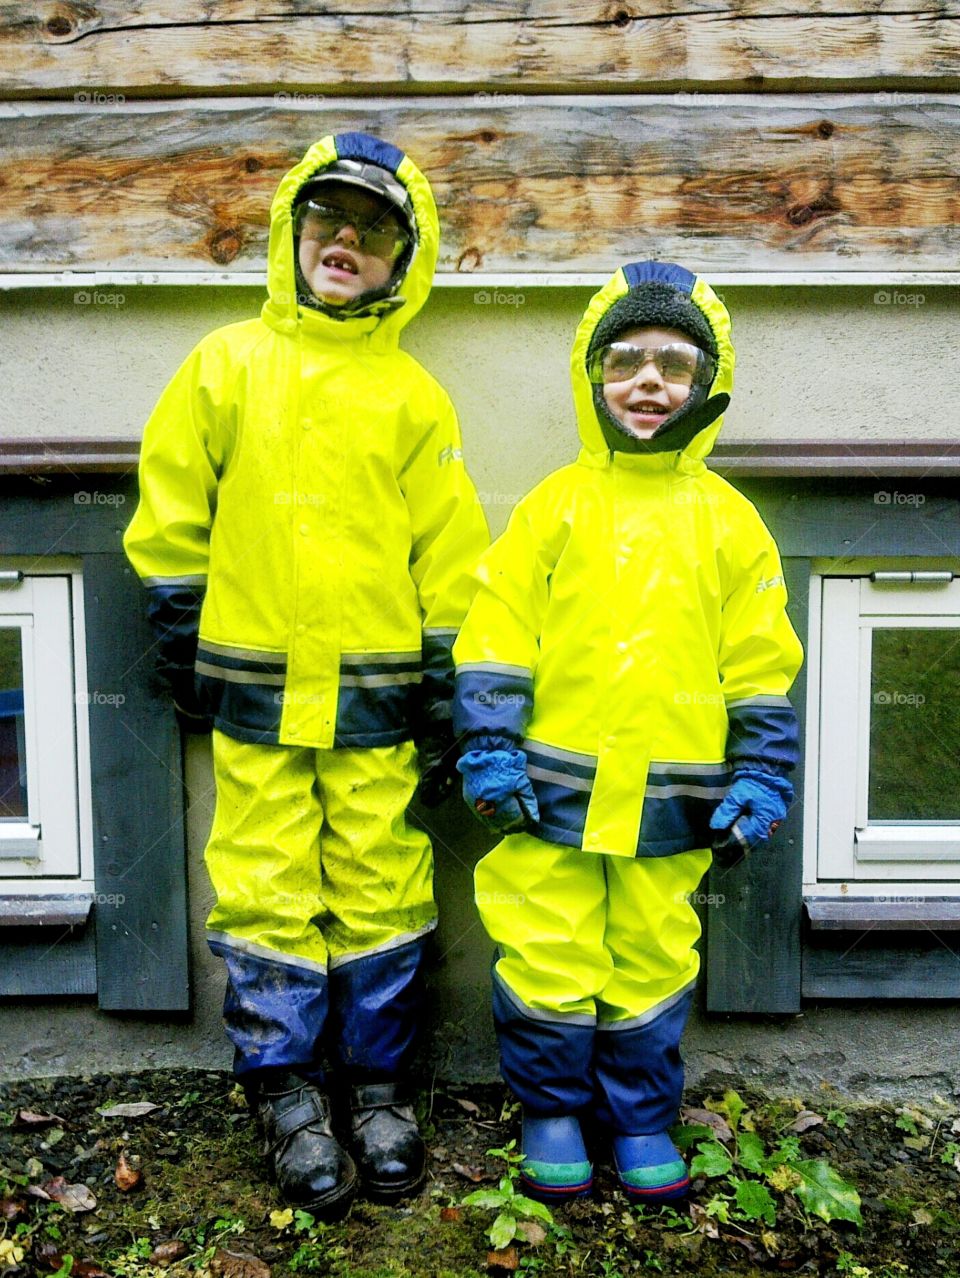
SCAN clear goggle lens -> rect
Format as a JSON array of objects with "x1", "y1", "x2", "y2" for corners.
[
  {"x1": 588, "y1": 342, "x2": 715, "y2": 388},
  {"x1": 294, "y1": 200, "x2": 409, "y2": 262}
]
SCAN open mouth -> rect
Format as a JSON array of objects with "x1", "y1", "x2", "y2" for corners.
[
  {"x1": 320, "y1": 249, "x2": 359, "y2": 276},
  {"x1": 626, "y1": 402, "x2": 670, "y2": 417}
]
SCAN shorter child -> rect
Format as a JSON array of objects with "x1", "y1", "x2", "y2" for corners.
[{"x1": 453, "y1": 261, "x2": 802, "y2": 1204}]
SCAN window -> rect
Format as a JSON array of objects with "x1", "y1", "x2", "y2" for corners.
[
  {"x1": 0, "y1": 564, "x2": 93, "y2": 895},
  {"x1": 806, "y1": 560, "x2": 960, "y2": 894}
]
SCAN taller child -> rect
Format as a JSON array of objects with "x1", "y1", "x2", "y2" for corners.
[{"x1": 125, "y1": 133, "x2": 488, "y2": 1218}]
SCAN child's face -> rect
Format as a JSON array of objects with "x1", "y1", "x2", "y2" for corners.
[
  {"x1": 296, "y1": 186, "x2": 404, "y2": 305},
  {"x1": 600, "y1": 326, "x2": 697, "y2": 438}
]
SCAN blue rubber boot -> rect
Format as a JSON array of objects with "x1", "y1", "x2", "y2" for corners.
[
  {"x1": 612, "y1": 1131, "x2": 690, "y2": 1205},
  {"x1": 520, "y1": 1113, "x2": 593, "y2": 1204}
]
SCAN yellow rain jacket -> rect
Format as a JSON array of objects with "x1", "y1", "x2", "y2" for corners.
[
  {"x1": 125, "y1": 133, "x2": 489, "y2": 749},
  {"x1": 454, "y1": 262, "x2": 803, "y2": 857}
]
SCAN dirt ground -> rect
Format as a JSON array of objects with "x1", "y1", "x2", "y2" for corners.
[{"x1": 1, "y1": 1069, "x2": 959, "y2": 1278}]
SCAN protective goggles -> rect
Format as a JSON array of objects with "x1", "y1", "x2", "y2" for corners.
[
  {"x1": 293, "y1": 199, "x2": 409, "y2": 263},
  {"x1": 588, "y1": 341, "x2": 715, "y2": 389}
]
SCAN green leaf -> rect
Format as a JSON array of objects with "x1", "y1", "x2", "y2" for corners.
[
  {"x1": 672, "y1": 1123, "x2": 714, "y2": 1151},
  {"x1": 721, "y1": 1091, "x2": 747, "y2": 1132},
  {"x1": 463, "y1": 1189, "x2": 509, "y2": 1210},
  {"x1": 689, "y1": 1140, "x2": 733, "y2": 1179},
  {"x1": 733, "y1": 1177, "x2": 777, "y2": 1225},
  {"x1": 791, "y1": 1159, "x2": 863, "y2": 1226},
  {"x1": 513, "y1": 1195, "x2": 554, "y2": 1224},
  {"x1": 498, "y1": 1177, "x2": 516, "y2": 1197},
  {"x1": 768, "y1": 1135, "x2": 802, "y2": 1166},
  {"x1": 737, "y1": 1130, "x2": 766, "y2": 1174},
  {"x1": 490, "y1": 1212, "x2": 519, "y2": 1250}
]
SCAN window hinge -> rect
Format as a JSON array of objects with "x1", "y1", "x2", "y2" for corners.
[{"x1": 869, "y1": 571, "x2": 956, "y2": 584}]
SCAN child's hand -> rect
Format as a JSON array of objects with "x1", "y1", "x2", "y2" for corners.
[
  {"x1": 708, "y1": 768, "x2": 793, "y2": 866},
  {"x1": 457, "y1": 748, "x2": 540, "y2": 834}
]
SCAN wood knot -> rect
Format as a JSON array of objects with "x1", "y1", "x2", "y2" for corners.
[
  {"x1": 817, "y1": 120, "x2": 835, "y2": 139},
  {"x1": 786, "y1": 205, "x2": 814, "y2": 227},
  {"x1": 612, "y1": 8, "x2": 632, "y2": 27},
  {"x1": 244, "y1": 156, "x2": 262, "y2": 174},
  {"x1": 456, "y1": 247, "x2": 483, "y2": 273},
  {"x1": 208, "y1": 227, "x2": 243, "y2": 264},
  {"x1": 44, "y1": 13, "x2": 74, "y2": 37}
]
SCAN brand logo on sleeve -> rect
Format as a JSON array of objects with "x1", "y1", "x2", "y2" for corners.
[{"x1": 756, "y1": 575, "x2": 784, "y2": 594}]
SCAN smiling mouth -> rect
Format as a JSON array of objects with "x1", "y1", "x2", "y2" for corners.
[
  {"x1": 321, "y1": 251, "x2": 359, "y2": 275},
  {"x1": 627, "y1": 403, "x2": 669, "y2": 415}
]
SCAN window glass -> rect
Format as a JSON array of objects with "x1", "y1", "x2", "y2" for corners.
[
  {"x1": 869, "y1": 627, "x2": 960, "y2": 821},
  {"x1": 0, "y1": 627, "x2": 27, "y2": 820}
]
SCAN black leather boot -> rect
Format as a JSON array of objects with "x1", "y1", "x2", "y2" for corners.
[
  {"x1": 248, "y1": 1073, "x2": 357, "y2": 1219},
  {"x1": 350, "y1": 1081, "x2": 426, "y2": 1202}
]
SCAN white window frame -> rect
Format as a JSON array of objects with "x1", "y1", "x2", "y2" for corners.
[
  {"x1": 804, "y1": 557, "x2": 960, "y2": 898},
  {"x1": 0, "y1": 559, "x2": 94, "y2": 896}
]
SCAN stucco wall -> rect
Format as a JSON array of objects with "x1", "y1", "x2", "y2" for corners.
[{"x1": 2, "y1": 280, "x2": 959, "y2": 1095}]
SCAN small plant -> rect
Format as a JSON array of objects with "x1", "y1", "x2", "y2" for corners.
[
  {"x1": 674, "y1": 1090, "x2": 862, "y2": 1229},
  {"x1": 827, "y1": 1108, "x2": 849, "y2": 1130},
  {"x1": 462, "y1": 1139, "x2": 554, "y2": 1250}
]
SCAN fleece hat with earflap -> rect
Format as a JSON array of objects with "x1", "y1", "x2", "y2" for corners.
[{"x1": 584, "y1": 262, "x2": 731, "y2": 456}]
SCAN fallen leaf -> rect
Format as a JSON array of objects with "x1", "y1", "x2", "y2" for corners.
[
  {"x1": 912, "y1": 1207, "x2": 933, "y2": 1226},
  {"x1": 0, "y1": 1197, "x2": 29, "y2": 1221},
  {"x1": 72, "y1": 1262, "x2": 110, "y2": 1277},
  {"x1": 453, "y1": 1162, "x2": 487, "y2": 1182},
  {"x1": 791, "y1": 1110, "x2": 824, "y2": 1133},
  {"x1": 35, "y1": 1240, "x2": 64, "y2": 1270},
  {"x1": 41, "y1": 1127, "x2": 67, "y2": 1148},
  {"x1": 16, "y1": 1110, "x2": 65, "y2": 1127},
  {"x1": 115, "y1": 1151, "x2": 144, "y2": 1192},
  {"x1": 681, "y1": 1107, "x2": 734, "y2": 1145},
  {"x1": 97, "y1": 1102, "x2": 160, "y2": 1119},
  {"x1": 516, "y1": 1220, "x2": 546, "y2": 1245},
  {"x1": 455, "y1": 1098, "x2": 482, "y2": 1116},
  {"x1": 902, "y1": 1135, "x2": 929, "y2": 1152},
  {"x1": 688, "y1": 1203, "x2": 719, "y2": 1239},
  {"x1": 486, "y1": 1245, "x2": 519, "y2": 1271},
  {"x1": 150, "y1": 1241, "x2": 190, "y2": 1266},
  {"x1": 41, "y1": 1177, "x2": 97, "y2": 1213},
  {"x1": 209, "y1": 1248, "x2": 271, "y2": 1278},
  {"x1": 25, "y1": 1157, "x2": 44, "y2": 1180},
  {"x1": 760, "y1": 1229, "x2": 780, "y2": 1256},
  {"x1": 440, "y1": 1206, "x2": 462, "y2": 1222},
  {"x1": 722, "y1": 1232, "x2": 762, "y2": 1262}
]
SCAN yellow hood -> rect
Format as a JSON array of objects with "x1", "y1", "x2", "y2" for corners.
[
  {"x1": 570, "y1": 262, "x2": 735, "y2": 463},
  {"x1": 260, "y1": 132, "x2": 440, "y2": 347}
]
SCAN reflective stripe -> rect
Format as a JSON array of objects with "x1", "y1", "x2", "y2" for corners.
[
  {"x1": 206, "y1": 929, "x2": 328, "y2": 976},
  {"x1": 423, "y1": 627, "x2": 460, "y2": 638},
  {"x1": 141, "y1": 574, "x2": 207, "y2": 587},
  {"x1": 647, "y1": 761, "x2": 727, "y2": 776},
  {"x1": 644, "y1": 783, "x2": 728, "y2": 800},
  {"x1": 458, "y1": 660, "x2": 533, "y2": 679},
  {"x1": 494, "y1": 964, "x2": 597, "y2": 1027},
  {"x1": 195, "y1": 661, "x2": 286, "y2": 686},
  {"x1": 328, "y1": 919, "x2": 436, "y2": 969},
  {"x1": 528, "y1": 764, "x2": 593, "y2": 793},
  {"x1": 726, "y1": 694, "x2": 793, "y2": 708},
  {"x1": 523, "y1": 739, "x2": 598, "y2": 770},
  {"x1": 341, "y1": 651, "x2": 420, "y2": 667},
  {"x1": 198, "y1": 640, "x2": 287, "y2": 665},
  {"x1": 595, "y1": 981, "x2": 697, "y2": 1032},
  {"x1": 340, "y1": 671, "x2": 423, "y2": 688}
]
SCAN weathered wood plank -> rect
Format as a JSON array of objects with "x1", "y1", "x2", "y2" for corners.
[
  {"x1": 3, "y1": 97, "x2": 959, "y2": 273},
  {"x1": 3, "y1": 4, "x2": 960, "y2": 96}
]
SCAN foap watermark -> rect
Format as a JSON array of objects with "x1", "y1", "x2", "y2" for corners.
[
  {"x1": 474, "y1": 289, "x2": 525, "y2": 309},
  {"x1": 274, "y1": 691, "x2": 324, "y2": 706},
  {"x1": 474, "y1": 91, "x2": 526, "y2": 107},
  {"x1": 74, "y1": 90, "x2": 126, "y2": 106},
  {"x1": 274, "y1": 91, "x2": 325, "y2": 104},
  {"x1": 874, "y1": 91, "x2": 924, "y2": 107},
  {"x1": 94, "y1": 892, "x2": 126, "y2": 908},
  {"x1": 76, "y1": 690, "x2": 126, "y2": 707},
  {"x1": 473, "y1": 691, "x2": 526, "y2": 707},
  {"x1": 678, "y1": 890, "x2": 726, "y2": 907},
  {"x1": 74, "y1": 290, "x2": 125, "y2": 308},
  {"x1": 674, "y1": 90, "x2": 726, "y2": 108},
  {"x1": 873, "y1": 689, "x2": 925, "y2": 707},
  {"x1": 274, "y1": 491, "x2": 324, "y2": 508},
  {"x1": 475, "y1": 891, "x2": 526, "y2": 907},
  {"x1": 477, "y1": 491, "x2": 524, "y2": 507},
  {"x1": 874, "y1": 490, "x2": 925, "y2": 507},
  {"x1": 75, "y1": 490, "x2": 126, "y2": 507},
  {"x1": 874, "y1": 290, "x2": 925, "y2": 308},
  {"x1": 674, "y1": 690, "x2": 724, "y2": 706}
]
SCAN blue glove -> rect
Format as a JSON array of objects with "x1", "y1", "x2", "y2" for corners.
[
  {"x1": 709, "y1": 768, "x2": 793, "y2": 866},
  {"x1": 457, "y1": 748, "x2": 540, "y2": 833}
]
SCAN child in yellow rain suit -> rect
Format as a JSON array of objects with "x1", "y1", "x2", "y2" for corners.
[
  {"x1": 453, "y1": 260, "x2": 802, "y2": 1205},
  {"x1": 125, "y1": 132, "x2": 488, "y2": 1218}
]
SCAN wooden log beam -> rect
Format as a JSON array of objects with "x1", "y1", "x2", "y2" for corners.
[
  {"x1": 3, "y1": 96, "x2": 959, "y2": 274},
  {"x1": 2, "y1": 3, "x2": 960, "y2": 97}
]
